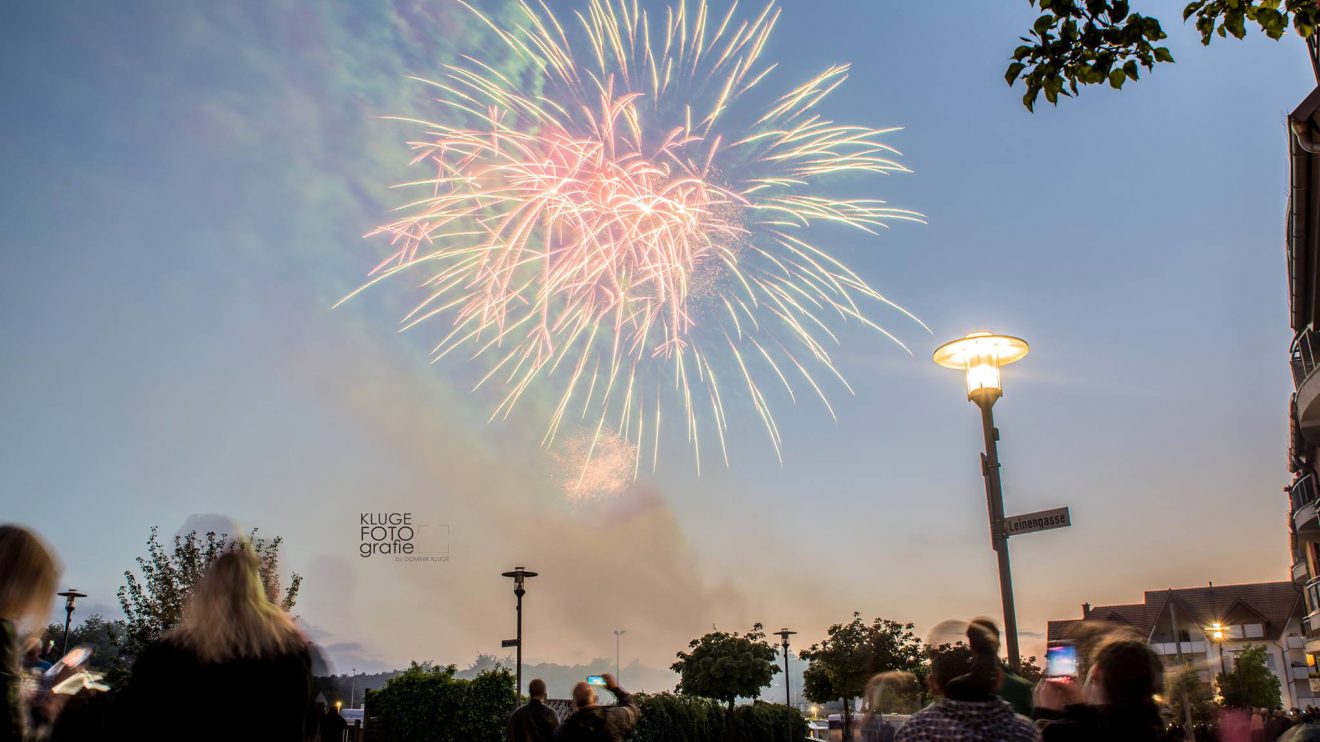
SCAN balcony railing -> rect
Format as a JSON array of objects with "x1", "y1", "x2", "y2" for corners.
[
  {"x1": 1294, "y1": 327, "x2": 1320, "y2": 389},
  {"x1": 1293, "y1": 474, "x2": 1317, "y2": 513}
]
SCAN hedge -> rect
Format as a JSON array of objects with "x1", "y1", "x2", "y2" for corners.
[{"x1": 365, "y1": 663, "x2": 516, "y2": 742}]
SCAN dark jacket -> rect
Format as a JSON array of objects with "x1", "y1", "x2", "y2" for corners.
[
  {"x1": 553, "y1": 690, "x2": 639, "y2": 742},
  {"x1": 1036, "y1": 703, "x2": 1164, "y2": 742},
  {"x1": 998, "y1": 666, "x2": 1034, "y2": 717},
  {"x1": 508, "y1": 698, "x2": 560, "y2": 742},
  {"x1": 117, "y1": 639, "x2": 315, "y2": 742},
  {"x1": 0, "y1": 620, "x2": 23, "y2": 742}
]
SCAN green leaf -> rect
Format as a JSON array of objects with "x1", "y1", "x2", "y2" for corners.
[
  {"x1": 1108, "y1": 69, "x2": 1126, "y2": 88},
  {"x1": 1123, "y1": 59, "x2": 1139, "y2": 80},
  {"x1": 1005, "y1": 62, "x2": 1027, "y2": 86},
  {"x1": 1154, "y1": 46, "x2": 1174, "y2": 63}
]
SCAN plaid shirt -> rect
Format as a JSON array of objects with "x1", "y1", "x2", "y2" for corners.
[{"x1": 895, "y1": 698, "x2": 1040, "y2": 742}]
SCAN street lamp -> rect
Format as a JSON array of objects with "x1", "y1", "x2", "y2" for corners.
[
  {"x1": 934, "y1": 331, "x2": 1030, "y2": 671},
  {"x1": 774, "y1": 628, "x2": 797, "y2": 738},
  {"x1": 350, "y1": 667, "x2": 357, "y2": 709},
  {"x1": 613, "y1": 629, "x2": 626, "y2": 682},
  {"x1": 1208, "y1": 622, "x2": 1228, "y2": 677},
  {"x1": 56, "y1": 589, "x2": 86, "y2": 655},
  {"x1": 502, "y1": 567, "x2": 538, "y2": 700}
]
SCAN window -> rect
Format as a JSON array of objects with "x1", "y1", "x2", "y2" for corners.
[{"x1": 1244, "y1": 624, "x2": 1265, "y2": 639}]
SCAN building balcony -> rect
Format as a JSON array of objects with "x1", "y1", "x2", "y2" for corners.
[
  {"x1": 1295, "y1": 665, "x2": 1312, "y2": 681},
  {"x1": 1297, "y1": 559, "x2": 1312, "y2": 584},
  {"x1": 1295, "y1": 328, "x2": 1320, "y2": 440},
  {"x1": 1296, "y1": 476, "x2": 1320, "y2": 540},
  {"x1": 1151, "y1": 641, "x2": 1208, "y2": 656}
]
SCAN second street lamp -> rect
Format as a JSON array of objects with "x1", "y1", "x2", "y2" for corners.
[
  {"x1": 57, "y1": 589, "x2": 86, "y2": 655},
  {"x1": 774, "y1": 629, "x2": 796, "y2": 739},
  {"x1": 934, "y1": 331, "x2": 1029, "y2": 671},
  {"x1": 502, "y1": 567, "x2": 538, "y2": 700},
  {"x1": 613, "y1": 629, "x2": 626, "y2": 683}
]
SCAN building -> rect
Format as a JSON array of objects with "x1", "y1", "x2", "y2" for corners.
[
  {"x1": 1046, "y1": 582, "x2": 1314, "y2": 708},
  {"x1": 1289, "y1": 85, "x2": 1320, "y2": 702}
]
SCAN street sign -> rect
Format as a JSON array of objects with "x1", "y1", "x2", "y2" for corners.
[
  {"x1": 501, "y1": 639, "x2": 520, "y2": 648},
  {"x1": 1002, "y1": 507, "x2": 1070, "y2": 538}
]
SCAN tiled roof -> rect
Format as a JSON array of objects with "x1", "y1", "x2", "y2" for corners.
[{"x1": 1046, "y1": 581, "x2": 1303, "y2": 642}]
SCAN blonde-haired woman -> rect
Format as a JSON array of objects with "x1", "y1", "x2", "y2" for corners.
[
  {"x1": 0, "y1": 524, "x2": 61, "y2": 742},
  {"x1": 120, "y1": 545, "x2": 314, "y2": 741}
]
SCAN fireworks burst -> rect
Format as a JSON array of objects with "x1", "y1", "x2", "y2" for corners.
[{"x1": 342, "y1": 0, "x2": 925, "y2": 477}]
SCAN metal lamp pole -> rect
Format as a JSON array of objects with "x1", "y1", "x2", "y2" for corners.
[
  {"x1": 775, "y1": 629, "x2": 796, "y2": 738},
  {"x1": 614, "y1": 630, "x2": 626, "y2": 682},
  {"x1": 350, "y1": 667, "x2": 357, "y2": 709},
  {"x1": 502, "y1": 567, "x2": 538, "y2": 699},
  {"x1": 57, "y1": 589, "x2": 86, "y2": 655},
  {"x1": 934, "y1": 332, "x2": 1029, "y2": 671}
]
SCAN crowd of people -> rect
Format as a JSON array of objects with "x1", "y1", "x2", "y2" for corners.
[
  {"x1": 506, "y1": 673, "x2": 639, "y2": 742},
  {"x1": 7, "y1": 518, "x2": 1320, "y2": 742},
  {"x1": 0, "y1": 523, "x2": 327, "y2": 742}
]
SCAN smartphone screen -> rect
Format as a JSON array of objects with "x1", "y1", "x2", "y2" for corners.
[
  {"x1": 1044, "y1": 642, "x2": 1078, "y2": 679},
  {"x1": 586, "y1": 675, "x2": 606, "y2": 687}
]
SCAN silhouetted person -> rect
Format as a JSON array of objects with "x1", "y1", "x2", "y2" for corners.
[
  {"x1": 553, "y1": 673, "x2": 638, "y2": 742},
  {"x1": 319, "y1": 705, "x2": 347, "y2": 742},
  {"x1": 1034, "y1": 638, "x2": 1164, "y2": 742},
  {"x1": 894, "y1": 622, "x2": 1038, "y2": 741},
  {"x1": 508, "y1": 678, "x2": 559, "y2": 742},
  {"x1": 307, "y1": 701, "x2": 326, "y2": 742},
  {"x1": 117, "y1": 545, "x2": 315, "y2": 741},
  {"x1": 0, "y1": 524, "x2": 62, "y2": 742}
]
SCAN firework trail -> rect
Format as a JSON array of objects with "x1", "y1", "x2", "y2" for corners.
[{"x1": 342, "y1": 0, "x2": 925, "y2": 479}]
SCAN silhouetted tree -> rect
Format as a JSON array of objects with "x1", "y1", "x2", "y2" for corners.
[
  {"x1": 672, "y1": 623, "x2": 780, "y2": 740},
  {"x1": 118, "y1": 527, "x2": 301, "y2": 654},
  {"x1": 799, "y1": 613, "x2": 923, "y2": 742},
  {"x1": 1217, "y1": 644, "x2": 1281, "y2": 709},
  {"x1": 1007, "y1": 1, "x2": 1320, "y2": 111}
]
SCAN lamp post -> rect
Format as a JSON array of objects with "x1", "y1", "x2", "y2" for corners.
[
  {"x1": 613, "y1": 629, "x2": 626, "y2": 682},
  {"x1": 934, "y1": 331, "x2": 1030, "y2": 671},
  {"x1": 1209, "y1": 622, "x2": 1228, "y2": 678},
  {"x1": 774, "y1": 628, "x2": 796, "y2": 738},
  {"x1": 502, "y1": 567, "x2": 538, "y2": 699},
  {"x1": 350, "y1": 667, "x2": 357, "y2": 709},
  {"x1": 56, "y1": 589, "x2": 86, "y2": 655}
]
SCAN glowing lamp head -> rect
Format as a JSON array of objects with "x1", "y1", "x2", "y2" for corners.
[
  {"x1": 933, "y1": 332, "x2": 1030, "y2": 404},
  {"x1": 1209, "y1": 623, "x2": 1225, "y2": 641}
]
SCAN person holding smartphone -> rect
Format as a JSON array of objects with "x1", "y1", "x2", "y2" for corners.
[
  {"x1": 0, "y1": 524, "x2": 62, "y2": 742},
  {"x1": 1033, "y1": 637, "x2": 1164, "y2": 741},
  {"x1": 553, "y1": 672, "x2": 638, "y2": 742}
]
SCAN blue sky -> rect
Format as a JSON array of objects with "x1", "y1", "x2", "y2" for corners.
[{"x1": 0, "y1": 0, "x2": 1311, "y2": 685}]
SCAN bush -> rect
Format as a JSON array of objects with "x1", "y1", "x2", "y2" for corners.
[
  {"x1": 366, "y1": 663, "x2": 516, "y2": 742},
  {"x1": 626, "y1": 694, "x2": 805, "y2": 742}
]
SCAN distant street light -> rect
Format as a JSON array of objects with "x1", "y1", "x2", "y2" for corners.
[
  {"x1": 502, "y1": 567, "x2": 538, "y2": 699},
  {"x1": 350, "y1": 667, "x2": 357, "y2": 709},
  {"x1": 57, "y1": 589, "x2": 86, "y2": 655},
  {"x1": 774, "y1": 628, "x2": 797, "y2": 738},
  {"x1": 934, "y1": 331, "x2": 1030, "y2": 671},
  {"x1": 613, "y1": 629, "x2": 626, "y2": 682}
]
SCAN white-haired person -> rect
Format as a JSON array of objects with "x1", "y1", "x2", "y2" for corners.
[
  {"x1": 119, "y1": 544, "x2": 315, "y2": 741},
  {"x1": 0, "y1": 524, "x2": 62, "y2": 742}
]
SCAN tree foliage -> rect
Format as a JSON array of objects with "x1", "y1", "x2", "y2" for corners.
[
  {"x1": 626, "y1": 694, "x2": 805, "y2": 742},
  {"x1": 799, "y1": 614, "x2": 923, "y2": 742},
  {"x1": 1008, "y1": 0, "x2": 1317, "y2": 111},
  {"x1": 42, "y1": 614, "x2": 132, "y2": 685},
  {"x1": 366, "y1": 662, "x2": 516, "y2": 742},
  {"x1": 671, "y1": 624, "x2": 780, "y2": 711},
  {"x1": 1216, "y1": 644, "x2": 1282, "y2": 709},
  {"x1": 117, "y1": 527, "x2": 301, "y2": 654},
  {"x1": 1166, "y1": 663, "x2": 1216, "y2": 727},
  {"x1": 798, "y1": 614, "x2": 924, "y2": 704}
]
